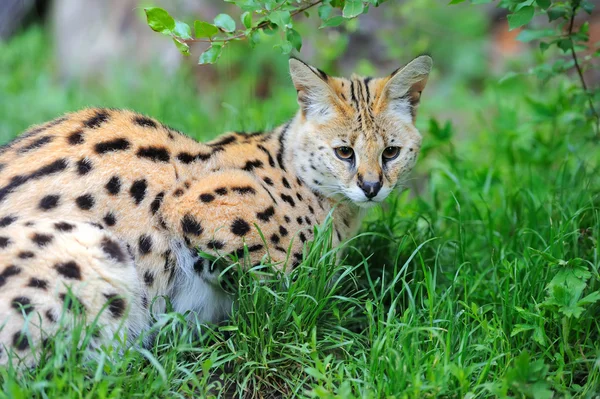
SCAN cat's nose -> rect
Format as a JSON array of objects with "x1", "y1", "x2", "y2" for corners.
[{"x1": 358, "y1": 180, "x2": 381, "y2": 199}]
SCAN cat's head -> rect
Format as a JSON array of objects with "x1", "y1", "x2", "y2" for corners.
[{"x1": 289, "y1": 56, "x2": 432, "y2": 208}]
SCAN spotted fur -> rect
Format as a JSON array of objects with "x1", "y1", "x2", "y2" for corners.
[{"x1": 0, "y1": 56, "x2": 431, "y2": 366}]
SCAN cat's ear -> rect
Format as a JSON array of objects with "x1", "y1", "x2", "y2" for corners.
[
  {"x1": 380, "y1": 55, "x2": 432, "y2": 123},
  {"x1": 289, "y1": 58, "x2": 337, "y2": 122}
]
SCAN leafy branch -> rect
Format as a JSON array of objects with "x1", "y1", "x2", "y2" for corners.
[
  {"x1": 452, "y1": 0, "x2": 599, "y2": 136},
  {"x1": 566, "y1": 1, "x2": 600, "y2": 134},
  {"x1": 144, "y1": 0, "x2": 385, "y2": 64}
]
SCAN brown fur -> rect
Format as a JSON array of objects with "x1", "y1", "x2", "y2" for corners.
[{"x1": 0, "y1": 56, "x2": 432, "y2": 365}]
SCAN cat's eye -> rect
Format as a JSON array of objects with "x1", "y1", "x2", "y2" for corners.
[
  {"x1": 382, "y1": 146, "x2": 400, "y2": 161},
  {"x1": 335, "y1": 146, "x2": 354, "y2": 160}
]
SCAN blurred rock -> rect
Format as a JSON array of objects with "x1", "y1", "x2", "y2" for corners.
[
  {"x1": 0, "y1": 0, "x2": 47, "y2": 39},
  {"x1": 50, "y1": 0, "x2": 219, "y2": 81}
]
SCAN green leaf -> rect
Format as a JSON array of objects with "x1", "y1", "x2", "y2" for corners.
[
  {"x1": 547, "y1": 7, "x2": 567, "y2": 21},
  {"x1": 516, "y1": 29, "x2": 555, "y2": 42},
  {"x1": 214, "y1": 14, "x2": 236, "y2": 33},
  {"x1": 557, "y1": 38, "x2": 573, "y2": 52},
  {"x1": 172, "y1": 38, "x2": 190, "y2": 56},
  {"x1": 343, "y1": 0, "x2": 365, "y2": 18},
  {"x1": 448, "y1": 0, "x2": 466, "y2": 4},
  {"x1": 144, "y1": 7, "x2": 175, "y2": 35},
  {"x1": 582, "y1": 1, "x2": 595, "y2": 14},
  {"x1": 194, "y1": 21, "x2": 219, "y2": 38},
  {"x1": 286, "y1": 28, "x2": 302, "y2": 51},
  {"x1": 318, "y1": 4, "x2": 334, "y2": 19},
  {"x1": 536, "y1": 0, "x2": 551, "y2": 9},
  {"x1": 320, "y1": 16, "x2": 345, "y2": 28},
  {"x1": 507, "y1": 6, "x2": 534, "y2": 30},
  {"x1": 199, "y1": 44, "x2": 223, "y2": 64},
  {"x1": 173, "y1": 20, "x2": 192, "y2": 40},
  {"x1": 268, "y1": 10, "x2": 292, "y2": 29},
  {"x1": 274, "y1": 40, "x2": 293, "y2": 54},
  {"x1": 241, "y1": 11, "x2": 252, "y2": 29}
]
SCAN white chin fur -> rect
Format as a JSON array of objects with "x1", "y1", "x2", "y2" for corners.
[{"x1": 353, "y1": 200, "x2": 380, "y2": 209}]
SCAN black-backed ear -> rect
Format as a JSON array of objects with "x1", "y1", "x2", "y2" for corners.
[
  {"x1": 381, "y1": 55, "x2": 432, "y2": 122},
  {"x1": 289, "y1": 58, "x2": 337, "y2": 121}
]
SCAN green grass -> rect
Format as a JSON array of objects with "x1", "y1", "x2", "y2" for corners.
[{"x1": 1, "y1": 27, "x2": 600, "y2": 398}]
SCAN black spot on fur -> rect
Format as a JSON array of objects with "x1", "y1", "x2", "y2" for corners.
[
  {"x1": 18, "y1": 135, "x2": 54, "y2": 153},
  {"x1": 232, "y1": 186, "x2": 256, "y2": 195},
  {"x1": 32, "y1": 233, "x2": 52, "y2": 247},
  {"x1": 84, "y1": 110, "x2": 109, "y2": 128},
  {"x1": 88, "y1": 222, "x2": 104, "y2": 230},
  {"x1": 199, "y1": 193, "x2": 215, "y2": 203},
  {"x1": 181, "y1": 214, "x2": 203, "y2": 236},
  {"x1": 77, "y1": 158, "x2": 93, "y2": 175},
  {"x1": 279, "y1": 226, "x2": 288, "y2": 236},
  {"x1": 263, "y1": 177, "x2": 274, "y2": 186},
  {"x1": 55, "y1": 261, "x2": 82, "y2": 280},
  {"x1": 0, "y1": 265, "x2": 21, "y2": 288},
  {"x1": 40, "y1": 194, "x2": 60, "y2": 210},
  {"x1": 54, "y1": 221, "x2": 74, "y2": 231},
  {"x1": 215, "y1": 187, "x2": 228, "y2": 196},
  {"x1": 105, "y1": 176, "x2": 121, "y2": 195},
  {"x1": 177, "y1": 152, "x2": 195, "y2": 164},
  {"x1": 18, "y1": 251, "x2": 35, "y2": 259},
  {"x1": 193, "y1": 259, "x2": 204, "y2": 274},
  {"x1": 0, "y1": 236, "x2": 10, "y2": 248},
  {"x1": 257, "y1": 144, "x2": 276, "y2": 167},
  {"x1": 296, "y1": 193, "x2": 304, "y2": 201},
  {"x1": 0, "y1": 158, "x2": 68, "y2": 203},
  {"x1": 143, "y1": 271, "x2": 154, "y2": 286},
  {"x1": 231, "y1": 218, "x2": 250, "y2": 236},
  {"x1": 12, "y1": 296, "x2": 34, "y2": 315},
  {"x1": 130, "y1": 179, "x2": 147, "y2": 204},
  {"x1": 45, "y1": 309, "x2": 57, "y2": 323},
  {"x1": 281, "y1": 194, "x2": 295, "y2": 207},
  {"x1": 282, "y1": 177, "x2": 291, "y2": 189},
  {"x1": 76, "y1": 194, "x2": 95, "y2": 210},
  {"x1": 256, "y1": 206, "x2": 275, "y2": 222},
  {"x1": 308, "y1": 205, "x2": 315, "y2": 214},
  {"x1": 198, "y1": 151, "x2": 214, "y2": 161},
  {"x1": 67, "y1": 130, "x2": 84, "y2": 145},
  {"x1": 299, "y1": 232, "x2": 307, "y2": 243},
  {"x1": 137, "y1": 146, "x2": 170, "y2": 162},
  {"x1": 208, "y1": 240, "x2": 225, "y2": 250},
  {"x1": 139, "y1": 235, "x2": 152, "y2": 255},
  {"x1": 12, "y1": 332, "x2": 29, "y2": 351},
  {"x1": 134, "y1": 116, "x2": 157, "y2": 128},
  {"x1": 95, "y1": 138, "x2": 130, "y2": 154},
  {"x1": 284, "y1": 216, "x2": 291, "y2": 223},
  {"x1": 270, "y1": 234, "x2": 280, "y2": 244},
  {"x1": 209, "y1": 135, "x2": 236, "y2": 147},
  {"x1": 150, "y1": 192, "x2": 164, "y2": 215},
  {"x1": 103, "y1": 212, "x2": 117, "y2": 226},
  {"x1": 242, "y1": 159, "x2": 263, "y2": 172},
  {"x1": 104, "y1": 293, "x2": 126, "y2": 318},
  {"x1": 28, "y1": 278, "x2": 48, "y2": 290},
  {"x1": 102, "y1": 237, "x2": 126, "y2": 263},
  {"x1": 248, "y1": 244, "x2": 263, "y2": 252},
  {"x1": 0, "y1": 215, "x2": 17, "y2": 227},
  {"x1": 276, "y1": 122, "x2": 290, "y2": 171},
  {"x1": 60, "y1": 293, "x2": 87, "y2": 313},
  {"x1": 296, "y1": 216, "x2": 303, "y2": 225},
  {"x1": 305, "y1": 216, "x2": 312, "y2": 225}
]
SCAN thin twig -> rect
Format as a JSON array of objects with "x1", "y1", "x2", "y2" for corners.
[
  {"x1": 567, "y1": 1, "x2": 600, "y2": 136},
  {"x1": 182, "y1": 0, "x2": 324, "y2": 44}
]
